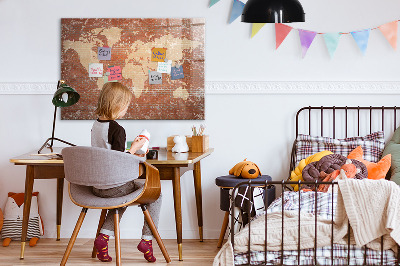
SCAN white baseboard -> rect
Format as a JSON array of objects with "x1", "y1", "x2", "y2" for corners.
[{"x1": 1, "y1": 81, "x2": 400, "y2": 95}]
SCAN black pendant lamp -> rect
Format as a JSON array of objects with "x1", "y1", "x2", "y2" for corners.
[{"x1": 242, "y1": 0, "x2": 305, "y2": 23}]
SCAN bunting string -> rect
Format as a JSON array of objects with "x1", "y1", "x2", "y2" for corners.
[
  {"x1": 209, "y1": 0, "x2": 400, "y2": 58},
  {"x1": 284, "y1": 21, "x2": 400, "y2": 35}
]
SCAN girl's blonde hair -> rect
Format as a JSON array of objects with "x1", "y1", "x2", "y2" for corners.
[{"x1": 95, "y1": 82, "x2": 133, "y2": 120}]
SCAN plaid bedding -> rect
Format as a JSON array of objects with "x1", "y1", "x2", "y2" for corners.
[
  {"x1": 234, "y1": 191, "x2": 397, "y2": 265},
  {"x1": 294, "y1": 131, "x2": 385, "y2": 166},
  {"x1": 234, "y1": 244, "x2": 397, "y2": 265},
  {"x1": 266, "y1": 190, "x2": 336, "y2": 220}
]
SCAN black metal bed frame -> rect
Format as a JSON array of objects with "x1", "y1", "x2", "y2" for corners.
[{"x1": 230, "y1": 106, "x2": 400, "y2": 266}]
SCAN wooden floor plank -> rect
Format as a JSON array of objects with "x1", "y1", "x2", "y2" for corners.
[{"x1": 0, "y1": 239, "x2": 221, "y2": 265}]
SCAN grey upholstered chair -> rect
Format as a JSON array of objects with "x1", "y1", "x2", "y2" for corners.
[{"x1": 60, "y1": 146, "x2": 171, "y2": 265}]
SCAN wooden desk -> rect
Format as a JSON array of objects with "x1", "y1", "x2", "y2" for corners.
[
  {"x1": 9, "y1": 148, "x2": 64, "y2": 260},
  {"x1": 146, "y1": 148, "x2": 213, "y2": 260},
  {"x1": 10, "y1": 147, "x2": 213, "y2": 261}
]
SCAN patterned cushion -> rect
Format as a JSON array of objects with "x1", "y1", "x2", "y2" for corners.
[{"x1": 295, "y1": 131, "x2": 385, "y2": 166}]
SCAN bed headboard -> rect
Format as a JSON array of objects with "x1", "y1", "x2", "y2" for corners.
[
  {"x1": 290, "y1": 106, "x2": 400, "y2": 179},
  {"x1": 295, "y1": 106, "x2": 400, "y2": 138}
]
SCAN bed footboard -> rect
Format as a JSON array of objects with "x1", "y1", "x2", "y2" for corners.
[{"x1": 230, "y1": 180, "x2": 400, "y2": 266}]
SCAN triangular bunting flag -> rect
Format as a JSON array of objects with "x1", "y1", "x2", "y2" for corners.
[
  {"x1": 229, "y1": 0, "x2": 245, "y2": 24},
  {"x1": 298, "y1": 29, "x2": 317, "y2": 58},
  {"x1": 275, "y1": 23, "x2": 293, "y2": 49},
  {"x1": 378, "y1": 21, "x2": 398, "y2": 50},
  {"x1": 251, "y1": 23, "x2": 266, "y2": 38},
  {"x1": 323, "y1": 33, "x2": 341, "y2": 58},
  {"x1": 351, "y1": 29, "x2": 370, "y2": 55},
  {"x1": 209, "y1": 0, "x2": 220, "y2": 7}
]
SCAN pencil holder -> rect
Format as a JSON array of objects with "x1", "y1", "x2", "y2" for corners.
[{"x1": 191, "y1": 135, "x2": 209, "y2": 153}]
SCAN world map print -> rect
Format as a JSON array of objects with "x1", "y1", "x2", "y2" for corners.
[{"x1": 61, "y1": 18, "x2": 205, "y2": 120}]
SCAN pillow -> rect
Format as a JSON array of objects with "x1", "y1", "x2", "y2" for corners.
[
  {"x1": 295, "y1": 131, "x2": 385, "y2": 166},
  {"x1": 289, "y1": 150, "x2": 333, "y2": 191},
  {"x1": 302, "y1": 154, "x2": 368, "y2": 190},
  {"x1": 348, "y1": 146, "x2": 391, "y2": 180},
  {"x1": 382, "y1": 126, "x2": 400, "y2": 184}
]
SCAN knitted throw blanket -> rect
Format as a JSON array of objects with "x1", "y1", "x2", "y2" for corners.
[
  {"x1": 213, "y1": 211, "x2": 340, "y2": 266},
  {"x1": 335, "y1": 178, "x2": 400, "y2": 251}
]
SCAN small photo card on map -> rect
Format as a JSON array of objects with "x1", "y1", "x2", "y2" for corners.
[
  {"x1": 107, "y1": 65, "x2": 122, "y2": 81},
  {"x1": 171, "y1": 65, "x2": 184, "y2": 80},
  {"x1": 151, "y1": 48, "x2": 167, "y2": 62},
  {"x1": 98, "y1": 47, "x2": 111, "y2": 60},
  {"x1": 149, "y1": 71, "x2": 162, "y2": 85},
  {"x1": 104, "y1": 75, "x2": 117, "y2": 83},
  {"x1": 89, "y1": 63, "x2": 103, "y2": 77},
  {"x1": 157, "y1": 60, "x2": 172, "y2": 74}
]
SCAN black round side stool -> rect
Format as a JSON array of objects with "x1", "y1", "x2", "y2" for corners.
[{"x1": 215, "y1": 175, "x2": 275, "y2": 248}]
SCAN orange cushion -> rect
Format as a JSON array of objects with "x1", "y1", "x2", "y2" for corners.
[{"x1": 347, "y1": 146, "x2": 391, "y2": 180}]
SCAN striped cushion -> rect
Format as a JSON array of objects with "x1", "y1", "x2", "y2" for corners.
[
  {"x1": 295, "y1": 131, "x2": 385, "y2": 166},
  {"x1": 1, "y1": 217, "x2": 41, "y2": 240}
]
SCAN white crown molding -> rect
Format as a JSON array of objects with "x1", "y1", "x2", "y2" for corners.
[
  {"x1": 0, "y1": 83, "x2": 56, "y2": 94},
  {"x1": 206, "y1": 81, "x2": 400, "y2": 94},
  {"x1": 1, "y1": 81, "x2": 400, "y2": 95}
]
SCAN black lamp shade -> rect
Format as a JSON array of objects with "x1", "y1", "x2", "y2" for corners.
[
  {"x1": 241, "y1": 0, "x2": 305, "y2": 23},
  {"x1": 52, "y1": 83, "x2": 80, "y2": 107}
]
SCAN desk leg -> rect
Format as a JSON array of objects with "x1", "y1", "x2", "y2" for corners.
[
  {"x1": 56, "y1": 178, "x2": 64, "y2": 241},
  {"x1": 172, "y1": 167, "x2": 183, "y2": 261},
  {"x1": 20, "y1": 165, "x2": 35, "y2": 259},
  {"x1": 193, "y1": 161, "x2": 203, "y2": 242}
]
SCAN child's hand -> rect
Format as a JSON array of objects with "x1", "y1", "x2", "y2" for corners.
[
  {"x1": 134, "y1": 148, "x2": 149, "y2": 157},
  {"x1": 128, "y1": 137, "x2": 147, "y2": 155}
]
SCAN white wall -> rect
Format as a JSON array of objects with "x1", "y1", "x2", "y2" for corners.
[{"x1": 1, "y1": 0, "x2": 400, "y2": 240}]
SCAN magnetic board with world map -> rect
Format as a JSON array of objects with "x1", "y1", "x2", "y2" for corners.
[{"x1": 61, "y1": 18, "x2": 205, "y2": 120}]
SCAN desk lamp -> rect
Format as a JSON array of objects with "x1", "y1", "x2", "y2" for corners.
[
  {"x1": 38, "y1": 80, "x2": 80, "y2": 154},
  {"x1": 241, "y1": 0, "x2": 305, "y2": 23}
]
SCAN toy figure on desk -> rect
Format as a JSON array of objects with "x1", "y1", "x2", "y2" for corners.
[
  {"x1": 1, "y1": 192, "x2": 43, "y2": 247},
  {"x1": 91, "y1": 82, "x2": 162, "y2": 263},
  {"x1": 172, "y1": 135, "x2": 189, "y2": 153}
]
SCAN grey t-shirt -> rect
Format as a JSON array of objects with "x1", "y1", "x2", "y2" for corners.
[
  {"x1": 91, "y1": 119, "x2": 133, "y2": 189},
  {"x1": 91, "y1": 119, "x2": 126, "y2": 152}
]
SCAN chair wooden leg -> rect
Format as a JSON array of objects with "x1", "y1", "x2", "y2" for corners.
[
  {"x1": 141, "y1": 205, "x2": 171, "y2": 263},
  {"x1": 91, "y1": 209, "x2": 108, "y2": 258},
  {"x1": 114, "y1": 210, "x2": 121, "y2": 266},
  {"x1": 60, "y1": 208, "x2": 88, "y2": 266},
  {"x1": 217, "y1": 211, "x2": 230, "y2": 248}
]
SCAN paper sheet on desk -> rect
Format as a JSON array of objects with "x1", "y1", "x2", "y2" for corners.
[{"x1": 32, "y1": 153, "x2": 63, "y2": 159}]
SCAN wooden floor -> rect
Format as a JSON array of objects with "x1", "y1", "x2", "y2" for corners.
[{"x1": 0, "y1": 239, "x2": 221, "y2": 265}]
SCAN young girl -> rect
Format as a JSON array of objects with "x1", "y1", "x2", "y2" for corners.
[{"x1": 91, "y1": 82, "x2": 162, "y2": 263}]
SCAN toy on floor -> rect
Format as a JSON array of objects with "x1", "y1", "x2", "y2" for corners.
[
  {"x1": 229, "y1": 159, "x2": 261, "y2": 179},
  {"x1": 172, "y1": 135, "x2": 189, "y2": 153},
  {"x1": 1, "y1": 192, "x2": 44, "y2": 247}
]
